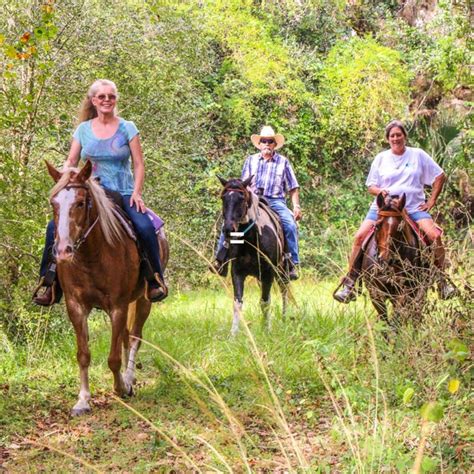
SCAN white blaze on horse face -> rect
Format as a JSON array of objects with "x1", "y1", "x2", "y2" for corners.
[{"x1": 54, "y1": 188, "x2": 77, "y2": 257}]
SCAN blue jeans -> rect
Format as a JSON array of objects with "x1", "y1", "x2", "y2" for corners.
[
  {"x1": 40, "y1": 194, "x2": 163, "y2": 281},
  {"x1": 216, "y1": 197, "x2": 300, "y2": 264}
]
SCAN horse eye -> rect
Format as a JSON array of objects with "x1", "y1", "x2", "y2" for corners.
[{"x1": 76, "y1": 201, "x2": 85, "y2": 208}]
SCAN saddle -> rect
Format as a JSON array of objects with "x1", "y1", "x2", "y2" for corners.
[
  {"x1": 361, "y1": 211, "x2": 440, "y2": 253},
  {"x1": 102, "y1": 190, "x2": 165, "y2": 282},
  {"x1": 249, "y1": 193, "x2": 286, "y2": 263}
]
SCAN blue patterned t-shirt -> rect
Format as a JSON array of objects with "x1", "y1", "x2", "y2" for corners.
[{"x1": 73, "y1": 118, "x2": 139, "y2": 195}]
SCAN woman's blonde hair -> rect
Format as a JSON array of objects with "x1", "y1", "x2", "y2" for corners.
[{"x1": 77, "y1": 79, "x2": 119, "y2": 123}]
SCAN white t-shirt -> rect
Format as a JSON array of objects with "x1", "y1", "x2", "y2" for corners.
[{"x1": 366, "y1": 147, "x2": 443, "y2": 213}]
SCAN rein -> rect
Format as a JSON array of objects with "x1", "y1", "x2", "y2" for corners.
[
  {"x1": 221, "y1": 183, "x2": 256, "y2": 243},
  {"x1": 63, "y1": 183, "x2": 99, "y2": 251}
]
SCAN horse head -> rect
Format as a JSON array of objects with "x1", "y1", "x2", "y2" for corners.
[
  {"x1": 46, "y1": 160, "x2": 95, "y2": 262},
  {"x1": 217, "y1": 175, "x2": 253, "y2": 238},
  {"x1": 375, "y1": 192, "x2": 407, "y2": 265}
]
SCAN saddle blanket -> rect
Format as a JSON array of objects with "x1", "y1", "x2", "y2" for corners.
[{"x1": 146, "y1": 209, "x2": 165, "y2": 233}]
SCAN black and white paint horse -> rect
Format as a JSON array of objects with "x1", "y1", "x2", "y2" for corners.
[{"x1": 218, "y1": 176, "x2": 289, "y2": 335}]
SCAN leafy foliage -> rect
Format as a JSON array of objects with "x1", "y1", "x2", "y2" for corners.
[{"x1": 0, "y1": 0, "x2": 471, "y2": 342}]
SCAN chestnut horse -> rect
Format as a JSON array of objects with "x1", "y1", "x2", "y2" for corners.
[
  {"x1": 218, "y1": 177, "x2": 289, "y2": 335},
  {"x1": 46, "y1": 160, "x2": 169, "y2": 415},
  {"x1": 361, "y1": 193, "x2": 433, "y2": 332}
]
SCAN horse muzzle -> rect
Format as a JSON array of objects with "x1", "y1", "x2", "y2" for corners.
[{"x1": 54, "y1": 241, "x2": 74, "y2": 262}]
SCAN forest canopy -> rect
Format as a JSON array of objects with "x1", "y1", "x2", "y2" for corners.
[{"x1": 0, "y1": 0, "x2": 472, "y2": 342}]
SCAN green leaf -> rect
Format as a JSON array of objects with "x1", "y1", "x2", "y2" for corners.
[
  {"x1": 447, "y1": 379, "x2": 460, "y2": 394},
  {"x1": 420, "y1": 402, "x2": 444, "y2": 423},
  {"x1": 421, "y1": 456, "x2": 439, "y2": 472},
  {"x1": 5, "y1": 45, "x2": 17, "y2": 59},
  {"x1": 446, "y1": 339, "x2": 468, "y2": 362},
  {"x1": 403, "y1": 387, "x2": 415, "y2": 405}
]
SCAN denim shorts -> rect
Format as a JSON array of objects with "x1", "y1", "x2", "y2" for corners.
[{"x1": 365, "y1": 209, "x2": 432, "y2": 222}]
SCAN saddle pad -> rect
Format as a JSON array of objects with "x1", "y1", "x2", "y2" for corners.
[
  {"x1": 404, "y1": 214, "x2": 442, "y2": 246},
  {"x1": 146, "y1": 208, "x2": 165, "y2": 233}
]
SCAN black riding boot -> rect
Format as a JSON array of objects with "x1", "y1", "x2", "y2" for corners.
[{"x1": 210, "y1": 240, "x2": 229, "y2": 277}]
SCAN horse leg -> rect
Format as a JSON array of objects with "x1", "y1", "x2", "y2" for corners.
[
  {"x1": 109, "y1": 306, "x2": 129, "y2": 397},
  {"x1": 260, "y1": 274, "x2": 273, "y2": 332},
  {"x1": 277, "y1": 277, "x2": 289, "y2": 320},
  {"x1": 122, "y1": 305, "x2": 132, "y2": 371},
  {"x1": 68, "y1": 302, "x2": 92, "y2": 416},
  {"x1": 371, "y1": 295, "x2": 394, "y2": 340},
  {"x1": 231, "y1": 272, "x2": 245, "y2": 336},
  {"x1": 123, "y1": 297, "x2": 152, "y2": 393}
]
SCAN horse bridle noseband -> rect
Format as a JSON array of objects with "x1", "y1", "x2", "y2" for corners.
[{"x1": 55, "y1": 183, "x2": 99, "y2": 252}]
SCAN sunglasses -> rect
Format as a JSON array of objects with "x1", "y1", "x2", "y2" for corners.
[
  {"x1": 260, "y1": 138, "x2": 275, "y2": 144},
  {"x1": 95, "y1": 94, "x2": 117, "y2": 101}
]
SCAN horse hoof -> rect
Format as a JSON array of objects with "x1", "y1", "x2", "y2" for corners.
[
  {"x1": 70, "y1": 407, "x2": 91, "y2": 417},
  {"x1": 121, "y1": 382, "x2": 134, "y2": 398}
]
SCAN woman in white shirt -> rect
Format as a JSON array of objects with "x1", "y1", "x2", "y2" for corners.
[{"x1": 334, "y1": 120, "x2": 456, "y2": 303}]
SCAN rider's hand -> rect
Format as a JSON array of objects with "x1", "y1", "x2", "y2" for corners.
[
  {"x1": 130, "y1": 191, "x2": 146, "y2": 213},
  {"x1": 418, "y1": 198, "x2": 435, "y2": 212},
  {"x1": 293, "y1": 205, "x2": 302, "y2": 221}
]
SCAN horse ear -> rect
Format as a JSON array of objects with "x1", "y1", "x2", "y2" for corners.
[
  {"x1": 398, "y1": 193, "x2": 406, "y2": 211},
  {"x1": 242, "y1": 175, "x2": 253, "y2": 188},
  {"x1": 76, "y1": 160, "x2": 93, "y2": 183},
  {"x1": 376, "y1": 192, "x2": 385, "y2": 209},
  {"x1": 216, "y1": 175, "x2": 227, "y2": 187},
  {"x1": 45, "y1": 160, "x2": 62, "y2": 183}
]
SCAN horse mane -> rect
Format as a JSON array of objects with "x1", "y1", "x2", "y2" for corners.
[{"x1": 50, "y1": 168, "x2": 125, "y2": 246}]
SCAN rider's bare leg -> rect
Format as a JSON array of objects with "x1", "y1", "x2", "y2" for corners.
[
  {"x1": 333, "y1": 219, "x2": 375, "y2": 303},
  {"x1": 417, "y1": 218, "x2": 457, "y2": 299}
]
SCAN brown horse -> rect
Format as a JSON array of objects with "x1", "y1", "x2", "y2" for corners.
[
  {"x1": 361, "y1": 193, "x2": 433, "y2": 332},
  {"x1": 46, "y1": 160, "x2": 169, "y2": 415}
]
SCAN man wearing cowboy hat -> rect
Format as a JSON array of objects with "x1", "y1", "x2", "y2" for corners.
[{"x1": 213, "y1": 125, "x2": 302, "y2": 279}]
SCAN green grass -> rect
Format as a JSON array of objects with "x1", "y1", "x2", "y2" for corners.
[{"x1": 0, "y1": 279, "x2": 471, "y2": 472}]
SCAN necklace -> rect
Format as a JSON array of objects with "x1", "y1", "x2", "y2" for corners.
[{"x1": 391, "y1": 149, "x2": 407, "y2": 169}]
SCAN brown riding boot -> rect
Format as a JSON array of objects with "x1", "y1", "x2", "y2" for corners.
[
  {"x1": 147, "y1": 273, "x2": 168, "y2": 303},
  {"x1": 32, "y1": 283, "x2": 56, "y2": 307},
  {"x1": 333, "y1": 275, "x2": 357, "y2": 303}
]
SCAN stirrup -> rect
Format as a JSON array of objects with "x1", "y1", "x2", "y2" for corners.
[
  {"x1": 32, "y1": 278, "x2": 57, "y2": 306},
  {"x1": 145, "y1": 273, "x2": 168, "y2": 303},
  {"x1": 332, "y1": 275, "x2": 357, "y2": 303}
]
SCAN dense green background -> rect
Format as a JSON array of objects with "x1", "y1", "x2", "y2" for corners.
[{"x1": 0, "y1": 0, "x2": 472, "y2": 342}]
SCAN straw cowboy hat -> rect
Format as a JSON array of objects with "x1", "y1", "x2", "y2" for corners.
[{"x1": 251, "y1": 126, "x2": 285, "y2": 150}]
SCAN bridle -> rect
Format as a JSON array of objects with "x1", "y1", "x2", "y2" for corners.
[
  {"x1": 54, "y1": 182, "x2": 99, "y2": 253},
  {"x1": 221, "y1": 183, "x2": 252, "y2": 224},
  {"x1": 376, "y1": 208, "x2": 407, "y2": 233}
]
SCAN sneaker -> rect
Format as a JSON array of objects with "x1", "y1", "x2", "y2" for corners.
[
  {"x1": 438, "y1": 279, "x2": 459, "y2": 300},
  {"x1": 209, "y1": 259, "x2": 228, "y2": 277},
  {"x1": 333, "y1": 278, "x2": 357, "y2": 304}
]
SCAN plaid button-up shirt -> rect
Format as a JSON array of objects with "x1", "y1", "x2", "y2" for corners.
[{"x1": 241, "y1": 152, "x2": 299, "y2": 198}]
